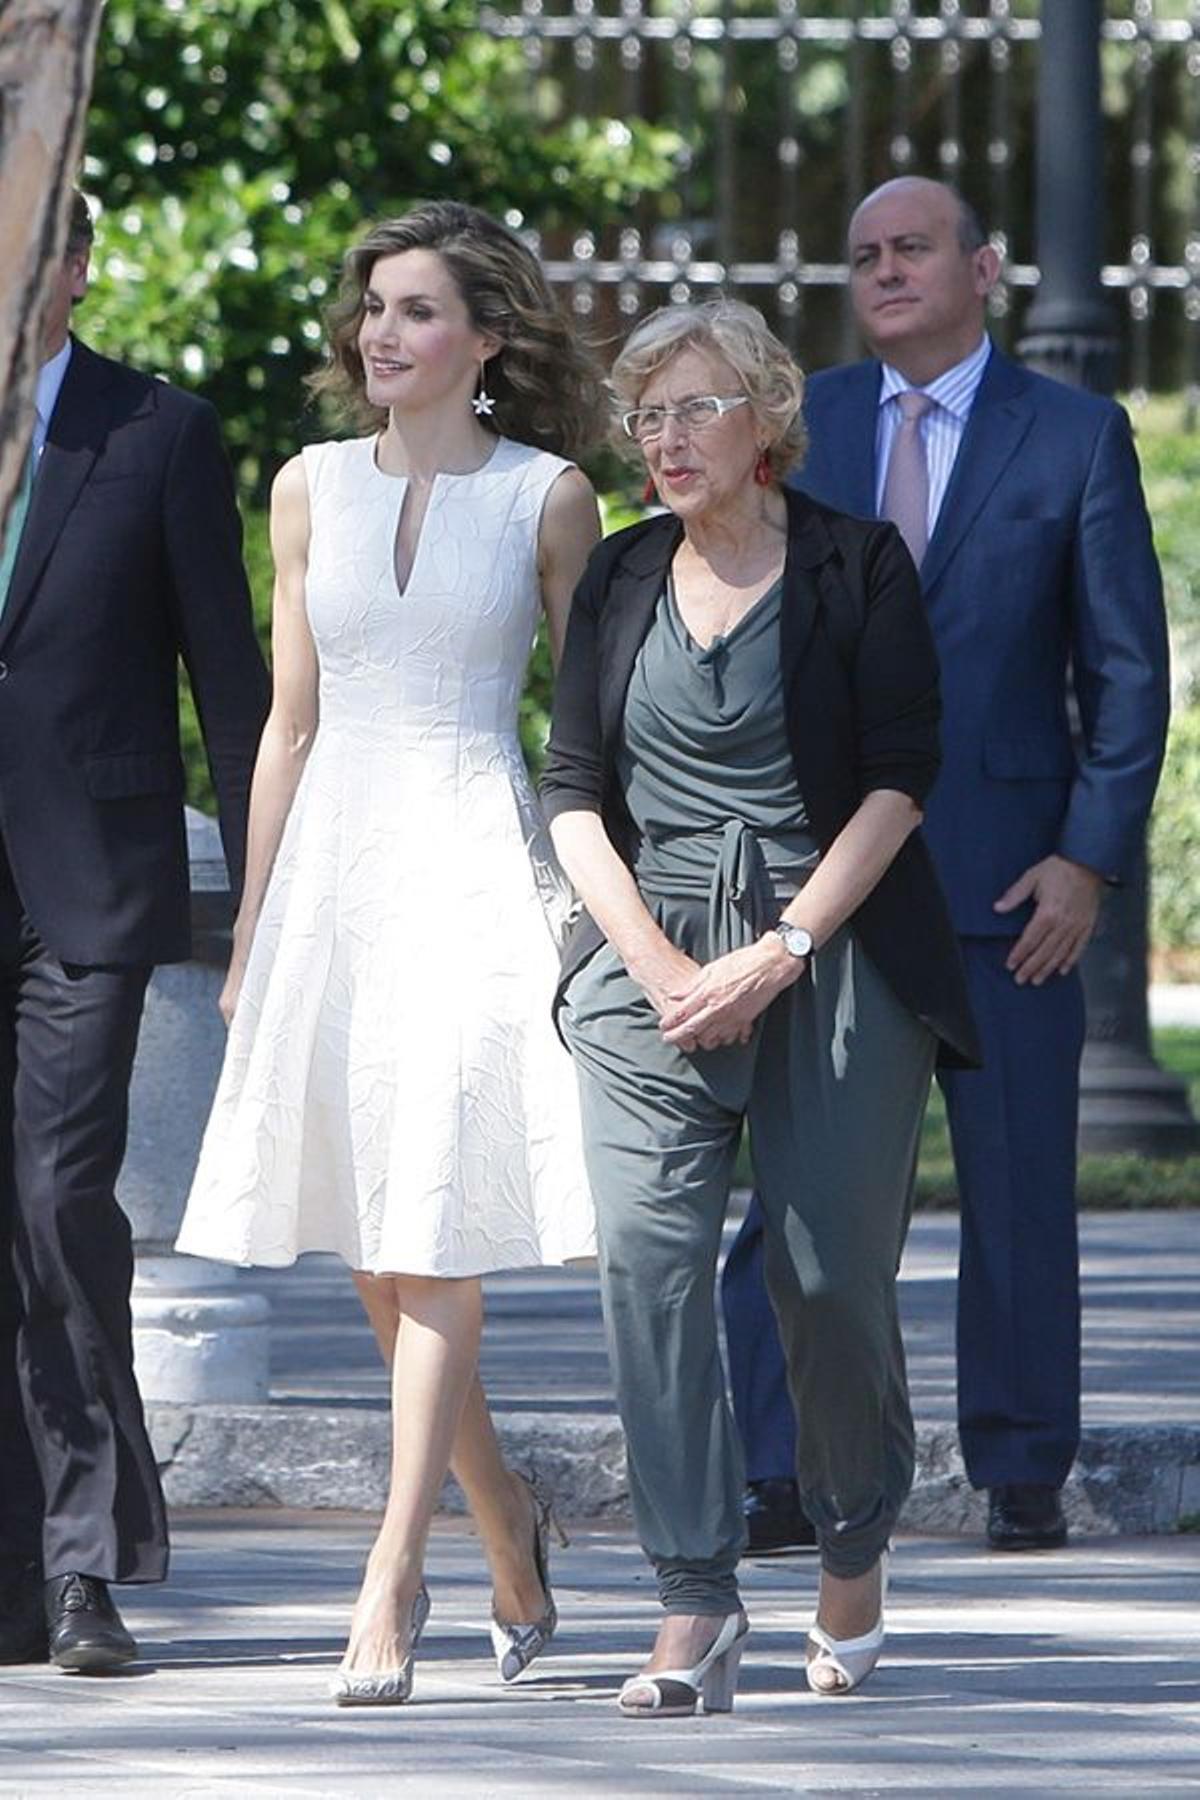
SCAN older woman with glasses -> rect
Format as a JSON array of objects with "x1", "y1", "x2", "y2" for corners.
[{"x1": 542, "y1": 300, "x2": 978, "y2": 1716}]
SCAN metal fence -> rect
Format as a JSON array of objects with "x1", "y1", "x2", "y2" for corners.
[{"x1": 481, "y1": 2, "x2": 1200, "y2": 406}]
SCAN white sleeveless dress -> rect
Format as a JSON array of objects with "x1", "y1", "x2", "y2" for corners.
[{"x1": 176, "y1": 434, "x2": 595, "y2": 1276}]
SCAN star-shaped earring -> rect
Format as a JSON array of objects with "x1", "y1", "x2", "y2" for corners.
[{"x1": 472, "y1": 362, "x2": 496, "y2": 416}]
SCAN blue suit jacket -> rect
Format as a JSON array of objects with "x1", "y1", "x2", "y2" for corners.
[{"x1": 796, "y1": 348, "x2": 1171, "y2": 936}]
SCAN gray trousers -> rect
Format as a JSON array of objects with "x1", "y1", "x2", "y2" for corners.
[{"x1": 563, "y1": 912, "x2": 934, "y2": 1611}]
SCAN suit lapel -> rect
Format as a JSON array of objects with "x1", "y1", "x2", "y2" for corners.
[
  {"x1": 823, "y1": 361, "x2": 880, "y2": 520},
  {"x1": 919, "y1": 349, "x2": 1035, "y2": 595},
  {"x1": 0, "y1": 340, "x2": 112, "y2": 652}
]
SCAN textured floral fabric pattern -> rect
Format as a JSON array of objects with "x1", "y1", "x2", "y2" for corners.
[{"x1": 177, "y1": 435, "x2": 595, "y2": 1275}]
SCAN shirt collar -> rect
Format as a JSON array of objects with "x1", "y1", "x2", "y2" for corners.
[
  {"x1": 35, "y1": 337, "x2": 74, "y2": 442},
  {"x1": 878, "y1": 334, "x2": 992, "y2": 422}
]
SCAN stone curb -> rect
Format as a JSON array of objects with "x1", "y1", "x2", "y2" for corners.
[{"x1": 148, "y1": 1406, "x2": 1200, "y2": 1537}]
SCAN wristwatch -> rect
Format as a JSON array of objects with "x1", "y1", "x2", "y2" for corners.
[{"x1": 772, "y1": 921, "x2": 814, "y2": 960}]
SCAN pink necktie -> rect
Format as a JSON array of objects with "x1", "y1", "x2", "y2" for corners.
[{"x1": 882, "y1": 390, "x2": 934, "y2": 567}]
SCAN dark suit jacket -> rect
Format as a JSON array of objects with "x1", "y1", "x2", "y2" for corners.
[
  {"x1": 541, "y1": 486, "x2": 980, "y2": 1069},
  {"x1": 798, "y1": 348, "x2": 1171, "y2": 936},
  {"x1": 0, "y1": 338, "x2": 269, "y2": 965}
]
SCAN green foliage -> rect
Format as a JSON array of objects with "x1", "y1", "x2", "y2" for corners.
[
  {"x1": 1135, "y1": 398, "x2": 1200, "y2": 689},
  {"x1": 82, "y1": 0, "x2": 679, "y2": 496},
  {"x1": 1151, "y1": 706, "x2": 1200, "y2": 954},
  {"x1": 912, "y1": 1027, "x2": 1200, "y2": 1207},
  {"x1": 1136, "y1": 399, "x2": 1200, "y2": 956},
  {"x1": 1156, "y1": 1025, "x2": 1200, "y2": 1100}
]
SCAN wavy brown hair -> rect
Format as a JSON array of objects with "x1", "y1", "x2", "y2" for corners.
[{"x1": 309, "y1": 202, "x2": 610, "y2": 459}]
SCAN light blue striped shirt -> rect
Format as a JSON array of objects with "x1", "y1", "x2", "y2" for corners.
[
  {"x1": 35, "y1": 338, "x2": 72, "y2": 460},
  {"x1": 874, "y1": 335, "x2": 992, "y2": 536}
]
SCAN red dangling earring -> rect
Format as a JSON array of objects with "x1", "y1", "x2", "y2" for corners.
[
  {"x1": 642, "y1": 475, "x2": 657, "y2": 505},
  {"x1": 754, "y1": 450, "x2": 772, "y2": 487}
]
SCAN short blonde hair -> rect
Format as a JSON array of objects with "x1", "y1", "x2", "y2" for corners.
[{"x1": 610, "y1": 298, "x2": 807, "y2": 478}]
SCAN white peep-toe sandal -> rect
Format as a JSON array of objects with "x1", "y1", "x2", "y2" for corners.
[
  {"x1": 618, "y1": 1611, "x2": 750, "y2": 1719},
  {"x1": 805, "y1": 1551, "x2": 889, "y2": 1696}
]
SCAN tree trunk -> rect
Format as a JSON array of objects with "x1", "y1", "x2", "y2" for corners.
[{"x1": 0, "y1": 0, "x2": 103, "y2": 532}]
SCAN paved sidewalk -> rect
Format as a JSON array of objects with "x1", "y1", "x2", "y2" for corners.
[
  {"x1": 1150, "y1": 983, "x2": 1200, "y2": 1027},
  {"x1": 1, "y1": 1513, "x2": 1197, "y2": 1796},
  {"x1": 258, "y1": 1209, "x2": 1200, "y2": 1427}
]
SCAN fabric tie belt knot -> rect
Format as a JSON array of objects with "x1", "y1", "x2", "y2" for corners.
[{"x1": 636, "y1": 818, "x2": 818, "y2": 961}]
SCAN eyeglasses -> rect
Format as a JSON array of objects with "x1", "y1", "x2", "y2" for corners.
[{"x1": 620, "y1": 394, "x2": 750, "y2": 443}]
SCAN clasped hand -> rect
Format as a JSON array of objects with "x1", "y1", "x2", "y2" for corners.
[{"x1": 636, "y1": 938, "x2": 804, "y2": 1053}]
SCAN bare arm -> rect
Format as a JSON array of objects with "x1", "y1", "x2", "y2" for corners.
[
  {"x1": 772, "y1": 787, "x2": 923, "y2": 950},
  {"x1": 220, "y1": 455, "x2": 319, "y2": 1022},
  {"x1": 537, "y1": 466, "x2": 601, "y2": 669},
  {"x1": 549, "y1": 810, "x2": 703, "y2": 1015},
  {"x1": 660, "y1": 788, "x2": 923, "y2": 1050}
]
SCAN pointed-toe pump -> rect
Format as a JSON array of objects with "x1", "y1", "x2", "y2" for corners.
[
  {"x1": 329, "y1": 1581, "x2": 431, "y2": 1707},
  {"x1": 490, "y1": 1469, "x2": 569, "y2": 1684},
  {"x1": 617, "y1": 1611, "x2": 750, "y2": 1719}
]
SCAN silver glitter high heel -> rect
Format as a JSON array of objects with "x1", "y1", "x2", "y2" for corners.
[
  {"x1": 489, "y1": 1469, "x2": 569, "y2": 1683},
  {"x1": 329, "y1": 1580, "x2": 431, "y2": 1707}
]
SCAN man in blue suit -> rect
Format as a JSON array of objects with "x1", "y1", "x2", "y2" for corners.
[{"x1": 723, "y1": 176, "x2": 1170, "y2": 1552}]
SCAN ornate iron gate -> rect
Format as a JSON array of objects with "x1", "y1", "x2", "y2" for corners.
[{"x1": 482, "y1": 2, "x2": 1200, "y2": 408}]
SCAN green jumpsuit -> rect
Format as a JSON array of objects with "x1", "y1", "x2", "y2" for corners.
[{"x1": 562, "y1": 579, "x2": 935, "y2": 1612}]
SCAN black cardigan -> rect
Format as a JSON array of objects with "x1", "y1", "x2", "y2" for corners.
[{"x1": 540, "y1": 487, "x2": 981, "y2": 1070}]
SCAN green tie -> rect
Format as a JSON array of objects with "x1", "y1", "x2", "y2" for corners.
[{"x1": 0, "y1": 438, "x2": 37, "y2": 619}]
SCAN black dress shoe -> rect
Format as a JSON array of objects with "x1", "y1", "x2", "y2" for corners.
[
  {"x1": 987, "y1": 1483, "x2": 1068, "y2": 1552},
  {"x1": 45, "y1": 1574, "x2": 137, "y2": 1671},
  {"x1": 743, "y1": 1478, "x2": 818, "y2": 1556},
  {"x1": 0, "y1": 1562, "x2": 49, "y2": 1664}
]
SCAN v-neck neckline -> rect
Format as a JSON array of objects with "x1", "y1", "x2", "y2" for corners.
[
  {"x1": 368, "y1": 435, "x2": 506, "y2": 600},
  {"x1": 666, "y1": 569, "x2": 784, "y2": 656}
]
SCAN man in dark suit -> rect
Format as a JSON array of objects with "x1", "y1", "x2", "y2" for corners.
[
  {"x1": 0, "y1": 193, "x2": 269, "y2": 1668},
  {"x1": 723, "y1": 176, "x2": 1170, "y2": 1552}
]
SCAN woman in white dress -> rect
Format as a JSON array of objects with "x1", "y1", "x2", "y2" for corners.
[{"x1": 176, "y1": 202, "x2": 607, "y2": 1703}]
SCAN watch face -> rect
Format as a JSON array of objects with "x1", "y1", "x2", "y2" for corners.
[{"x1": 779, "y1": 924, "x2": 813, "y2": 958}]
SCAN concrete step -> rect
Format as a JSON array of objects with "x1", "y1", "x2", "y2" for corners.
[
  {"x1": 144, "y1": 1211, "x2": 1200, "y2": 1536},
  {"x1": 147, "y1": 1402, "x2": 1200, "y2": 1537}
]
